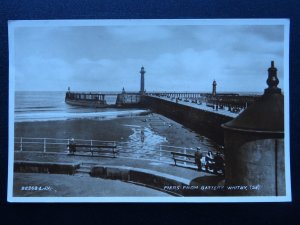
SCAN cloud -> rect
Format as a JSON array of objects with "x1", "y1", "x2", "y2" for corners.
[
  {"x1": 12, "y1": 23, "x2": 285, "y2": 92},
  {"x1": 14, "y1": 57, "x2": 74, "y2": 91},
  {"x1": 107, "y1": 26, "x2": 172, "y2": 42}
]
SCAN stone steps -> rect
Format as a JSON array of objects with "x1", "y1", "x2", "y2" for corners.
[{"x1": 74, "y1": 163, "x2": 96, "y2": 176}]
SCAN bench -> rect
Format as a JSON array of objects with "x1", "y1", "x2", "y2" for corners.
[
  {"x1": 170, "y1": 152, "x2": 196, "y2": 166},
  {"x1": 67, "y1": 143, "x2": 117, "y2": 157}
]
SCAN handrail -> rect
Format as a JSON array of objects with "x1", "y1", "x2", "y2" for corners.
[
  {"x1": 14, "y1": 137, "x2": 115, "y2": 143},
  {"x1": 14, "y1": 137, "x2": 201, "y2": 164},
  {"x1": 14, "y1": 137, "x2": 200, "y2": 152}
]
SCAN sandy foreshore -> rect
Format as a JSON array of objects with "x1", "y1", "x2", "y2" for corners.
[
  {"x1": 15, "y1": 117, "x2": 133, "y2": 142},
  {"x1": 14, "y1": 113, "x2": 219, "y2": 152},
  {"x1": 12, "y1": 114, "x2": 224, "y2": 198}
]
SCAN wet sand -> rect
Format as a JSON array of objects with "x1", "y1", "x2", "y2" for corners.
[
  {"x1": 15, "y1": 117, "x2": 133, "y2": 142},
  {"x1": 13, "y1": 114, "x2": 224, "y2": 198},
  {"x1": 14, "y1": 113, "x2": 219, "y2": 152}
]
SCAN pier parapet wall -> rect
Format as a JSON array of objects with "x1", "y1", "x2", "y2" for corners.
[
  {"x1": 141, "y1": 95, "x2": 234, "y2": 144},
  {"x1": 116, "y1": 92, "x2": 142, "y2": 106}
]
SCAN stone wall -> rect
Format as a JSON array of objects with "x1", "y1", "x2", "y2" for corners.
[
  {"x1": 14, "y1": 161, "x2": 80, "y2": 175},
  {"x1": 224, "y1": 130, "x2": 285, "y2": 196},
  {"x1": 141, "y1": 96, "x2": 233, "y2": 144}
]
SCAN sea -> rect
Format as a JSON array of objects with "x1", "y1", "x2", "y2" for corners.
[{"x1": 14, "y1": 91, "x2": 148, "y2": 122}]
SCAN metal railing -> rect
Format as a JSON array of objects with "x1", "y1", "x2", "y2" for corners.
[{"x1": 14, "y1": 137, "x2": 204, "y2": 166}]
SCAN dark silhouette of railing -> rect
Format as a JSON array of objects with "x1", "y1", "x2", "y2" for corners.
[{"x1": 14, "y1": 137, "x2": 211, "y2": 168}]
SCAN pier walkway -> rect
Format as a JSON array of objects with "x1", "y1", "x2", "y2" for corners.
[{"x1": 150, "y1": 95, "x2": 240, "y2": 118}]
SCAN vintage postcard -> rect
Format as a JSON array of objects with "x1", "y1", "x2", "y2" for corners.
[{"x1": 8, "y1": 19, "x2": 291, "y2": 202}]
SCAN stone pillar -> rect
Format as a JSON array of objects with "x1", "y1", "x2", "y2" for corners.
[{"x1": 222, "y1": 61, "x2": 285, "y2": 196}]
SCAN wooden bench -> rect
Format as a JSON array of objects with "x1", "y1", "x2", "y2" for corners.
[
  {"x1": 171, "y1": 152, "x2": 196, "y2": 166},
  {"x1": 67, "y1": 143, "x2": 117, "y2": 157}
]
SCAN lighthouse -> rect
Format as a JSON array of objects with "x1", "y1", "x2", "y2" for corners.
[
  {"x1": 140, "y1": 66, "x2": 146, "y2": 94},
  {"x1": 212, "y1": 80, "x2": 217, "y2": 97}
]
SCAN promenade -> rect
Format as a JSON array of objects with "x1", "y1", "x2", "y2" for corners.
[{"x1": 13, "y1": 151, "x2": 224, "y2": 198}]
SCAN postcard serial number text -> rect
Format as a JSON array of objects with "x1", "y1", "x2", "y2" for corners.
[{"x1": 20, "y1": 186, "x2": 53, "y2": 191}]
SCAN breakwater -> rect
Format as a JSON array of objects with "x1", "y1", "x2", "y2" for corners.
[
  {"x1": 65, "y1": 91, "x2": 238, "y2": 144},
  {"x1": 141, "y1": 96, "x2": 234, "y2": 144}
]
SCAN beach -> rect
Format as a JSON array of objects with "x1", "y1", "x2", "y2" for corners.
[
  {"x1": 14, "y1": 113, "x2": 219, "y2": 152},
  {"x1": 13, "y1": 112, "x2": 223, "y2": 197}
]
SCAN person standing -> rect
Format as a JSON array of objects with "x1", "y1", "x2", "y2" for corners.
[
  {"x1": 194, "y1": 147, "x2": 203, "y2": 171},
  {"x1": 205, "y1": 151, "x2": 214, "y2": 171},
  {"x1": 69, "y1": 138, "x2": 76, "y2": 154},
  {"x1": 214, "y1": 152, "x2": 225, "y2": 175}
]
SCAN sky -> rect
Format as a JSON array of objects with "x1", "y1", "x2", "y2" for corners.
[{"x1": 11, "y1": 21, "x2": 286, "y2": 93}]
